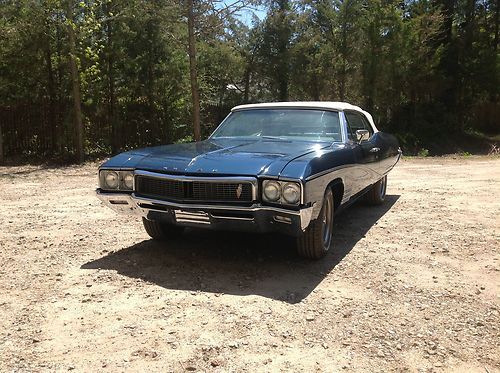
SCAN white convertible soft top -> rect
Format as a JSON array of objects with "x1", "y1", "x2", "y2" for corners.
[{"x1": 231, "y1": 101, "x2": 378, "y2": 133}]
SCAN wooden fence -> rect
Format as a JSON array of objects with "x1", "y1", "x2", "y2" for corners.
[
  {"x1": 0, "y1": 101, "x2": 70, "y2": 159},
  {"x1": 0, "y1": 101, "x2": 233, "y2": 161}
]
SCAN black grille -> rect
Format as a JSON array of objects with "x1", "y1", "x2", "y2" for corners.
[{"x1": 136, "y1": 175, "x2": 253, "y2": 204}]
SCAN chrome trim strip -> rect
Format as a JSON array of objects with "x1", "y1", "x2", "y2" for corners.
[
  {"x1": 132, "y1": 193, "x2": 300, "y2": 215},
  {"x1": 339, "y1": 111, "x2": 348, "y2": 143},
  {"x1": 176, "y1": 211, "x2": 209, "y2": 216},
  {"x1": 176, "y1": 219, "x2": 211, "y2": 225},
  {"x1": 208, "y1": 112, "x2": 233, "y2": 139},
  {"x1": 175, "y1": 210, "x2": 211, "y2": 225},
  {"x1": 134, "y1": 170, "x2": 258, "y2": 201},
  {"x1": 175, "y1": 216, "x2": 209, "y2": 221},
  {"x1": 98, "y1": 167, "x2": 136, "y2": 171},
  {"x1": 135, "y1": 170, "x2": 257, "y2": 183},
  {"x1": 231, "y1": 106, "x2": 342, "y2": 112},
  {"x1": 273, "y1": 216, "x2": 292, "y2": 224},
  {"x1": 211, "y1": 215, "x2": 254, "y2": 221},
  {"x1": 305, "y1": 164, "x2": 350, "y2": 181},
  {"x1": 175, "y1": 211, "x2": 210, "y2": 219}
]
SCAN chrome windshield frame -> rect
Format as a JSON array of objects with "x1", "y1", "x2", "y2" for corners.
[{"x1": 208, "y1": 108, "x2": 344, "y2": 143}]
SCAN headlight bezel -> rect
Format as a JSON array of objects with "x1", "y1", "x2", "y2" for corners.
[
  {"x1": 263, "y1": 180, "x2": 281, "y2": 202},
  {"x1": 104, "y1": 170, "x2": 119, "y2": 189},
  {"x1": 99, "y1": 169, "x2": 135, "y2": 191},
  {"x1": 121, "y1": 171, "x2": 134, "y2": 190},
  {"x1": 261, "y1": 179, "x2": 302, "y2": 206},
  {"x1": 282, "y1": 182, "x2": 301, "y2": 204}
]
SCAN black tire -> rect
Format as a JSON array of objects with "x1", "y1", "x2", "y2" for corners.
[
  {"x1": 142, "y1": 217, "x2": 185, "y2": 240},
  {"x1": 365, "y1": 175, "x2": 387, "y2": 205},
  {"x1": 296, "y1": 188, "x2": 334, "y2": 259}
]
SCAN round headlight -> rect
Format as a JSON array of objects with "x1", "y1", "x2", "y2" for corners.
[
  {"x1": 282, "y1": 182, "x2": 300, "y2": 204},
  {"x1": 263, "y1": 180, "x2": 280, "y2": 202},
  {"x1": 123, "y1": 172, "x2": 134, "y2": 190},
  {"x1": 104, "y1": 171, "x2": 119, "y2": 189}
]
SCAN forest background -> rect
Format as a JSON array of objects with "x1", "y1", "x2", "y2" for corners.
[{"x1": 0, "y1": 0, "x2": 498, "y2": 162}]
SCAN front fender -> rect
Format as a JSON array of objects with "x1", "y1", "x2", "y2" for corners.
[{"x1": 303, "y1": 166, "x2": 352, "y2": 220}]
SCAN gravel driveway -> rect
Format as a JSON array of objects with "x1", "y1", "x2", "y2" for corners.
[{"x1": 0, "y1": 157, "x2": 499, "y2": 372}]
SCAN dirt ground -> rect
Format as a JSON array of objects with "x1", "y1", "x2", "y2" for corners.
[{"x1": 0, "y1": 156, "x2": 498, "y2": 372}]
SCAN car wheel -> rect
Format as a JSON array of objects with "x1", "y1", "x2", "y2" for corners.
[
  {"x1": 142, "y1": 217, "x2": 185, "y2": 240},
  {"x1": 365, "y1": 175, "x2": 387, "y2": 205},
  {"x1": 296, "y1": 188, "x2": 334, "y2": 259}
]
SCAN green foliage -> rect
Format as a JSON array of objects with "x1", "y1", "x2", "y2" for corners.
[
  {"x1": 0, "y1": 0, "x2": 498, "y2": 159},
  {"x1": 418, "y1": 148, "x2": 429, "y2": 157}
]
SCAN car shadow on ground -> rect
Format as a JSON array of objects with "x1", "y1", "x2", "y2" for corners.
[{"x1": 82, "y1": 195, "x2": 400, "y2": 303}]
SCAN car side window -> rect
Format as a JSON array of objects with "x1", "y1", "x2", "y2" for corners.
[{"x1": 345, "y1": 111, "x2": 374, "y2": 141}]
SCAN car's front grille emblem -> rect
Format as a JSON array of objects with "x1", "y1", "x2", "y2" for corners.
[{"x1": 236, "y1": 184, "x2": 243, "y2": 199}]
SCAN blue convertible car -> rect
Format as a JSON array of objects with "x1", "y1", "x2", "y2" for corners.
[{"x1": 97, "y1": 102, "x2": 401, "y2": 259}]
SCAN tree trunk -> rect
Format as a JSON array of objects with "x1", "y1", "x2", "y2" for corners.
[
  {"x1": 45, "y1": 37, "x2": 57, "y2": 155},
  {"x1": 67, "y1": 4, "x2": 84, "y2": 163},
  {"x1": 339, "y1": 20, "x2": 348, "y2": 101},
  {"x1": 105, "y1": 3, "x2": 118, "y2": 153},
  {"x1": 276, "y1": 0, "x2": 290, "y2": 101},
  {"x1": 363, "y1": 22, "x2": 377, "y2": 113},
  {"x1": 145, "y1": 20, "x2": 158, "y2": 145},
  {"x1": 243, "y1": 67, "x2": 250, "y2": 103},
  {"x1": 339, "y1": 59, "x2": 346, "y2": 102},
  {"x1": 187, "y1": 0, "x2": 201, "y2": 142},
  {"x1": 55, "y1": 23, "x2": 64, "y2": 154},
  {"x1": 494, "y1": 0, "x2": 499, "y2": 52},
  {"x1": 0, "y1": 122, "x2": 3, "y2": 164},
  {"x1": 494, "y1": 0, "x2": 499, "y2": 102},
  {"x1": 464, "y1": 0, "x2": 476, "y2": 50}
]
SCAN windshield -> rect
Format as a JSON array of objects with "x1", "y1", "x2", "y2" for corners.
[{"x1": 211, "y1": 109, "x2": 342, "y2": 142}]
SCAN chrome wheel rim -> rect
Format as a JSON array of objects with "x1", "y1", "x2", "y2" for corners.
[
  {"x1": 321, "y1": 194, "x2": 333, "y2": 250},
  {"x1": 379, "y1": 176, "x2": 387, "y2": 199}
]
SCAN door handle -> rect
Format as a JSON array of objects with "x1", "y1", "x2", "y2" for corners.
[{"x1": 369, "y1": 147, "x2": 380, "y2": 153}]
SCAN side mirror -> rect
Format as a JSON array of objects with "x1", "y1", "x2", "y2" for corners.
[{"x1": 356, "y1": 129, "x2": 370, "y2": 143}]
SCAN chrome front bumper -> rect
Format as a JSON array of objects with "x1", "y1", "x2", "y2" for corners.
[{"x1": 96, "y1": 190, "x2": 315, "y2": 236}]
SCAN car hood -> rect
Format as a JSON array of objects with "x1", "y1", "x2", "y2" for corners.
[{"x1": 101, "y1": 138, "x2": 332, "y2": 177}]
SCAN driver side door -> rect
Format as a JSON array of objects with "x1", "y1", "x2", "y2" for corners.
[{"x1": 344, "y1": 110, "x2": 381, "y2": 186}]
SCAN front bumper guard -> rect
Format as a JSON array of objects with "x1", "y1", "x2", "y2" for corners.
[{"x1": 96, "y1": 190, "x2": 315, "y2": 236}]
